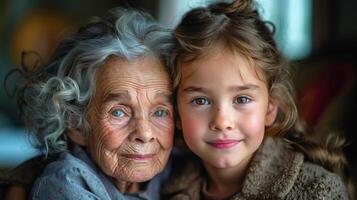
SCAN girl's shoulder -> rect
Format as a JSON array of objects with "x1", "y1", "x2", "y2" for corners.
[
  {"x1": 240, "y1": 136, "x2": 349, "y2": 199},
  {"x1": 291, "y1": 161, "x2": 349, "y2": 199},
  {"x1": 272, "y1": 136, "x2": 349, "y2": 199}
]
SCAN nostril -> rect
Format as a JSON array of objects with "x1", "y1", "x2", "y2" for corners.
[
  {"x1": 133, "y1": 130, "x2": 155, "y2": 143},
  {"x1": 134, "y1": 137, "x2": 154, "y2": 143},
  {"x1": 135, "y1": 138, "x2": 144, "y2": 143}
]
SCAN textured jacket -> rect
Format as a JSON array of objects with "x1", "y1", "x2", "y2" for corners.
[
  {"x1": 162, "y1": 136, "x2": 348, "y2": 200},
  {"x1": 31, "y1": 145, "x2": 170, "y2": 200}
]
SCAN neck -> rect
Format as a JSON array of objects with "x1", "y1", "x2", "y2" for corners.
[
  {"x1": 203, "y1": 156, "x2": 252, "y2": 198},
  {"x1": 112, "y1": 178, "x2": 143, "y2": 193}
]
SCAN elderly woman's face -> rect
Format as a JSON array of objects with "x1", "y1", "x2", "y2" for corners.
[{"x1": 85, "y1": 57, "x2": 174, "y2": 183}]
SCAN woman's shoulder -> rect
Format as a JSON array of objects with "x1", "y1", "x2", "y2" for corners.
[
  {"x1": 36, "y1": 148, "x2": 96, "y2": 177},
  {"x1": 30, "y1": 149, "x2": 110, "y2": 200}
]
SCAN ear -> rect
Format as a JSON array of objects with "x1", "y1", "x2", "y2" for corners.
[
  {"x1": 67, "y1": 128, "x2": 88, "y2": 146},
  {"x1": 265, "y1": 100, "x2": 278, "y2": 126}
]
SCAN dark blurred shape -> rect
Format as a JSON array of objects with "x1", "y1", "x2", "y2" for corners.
[{"x1": 298, "y1": 62, "x2": 356, "y2": 127}]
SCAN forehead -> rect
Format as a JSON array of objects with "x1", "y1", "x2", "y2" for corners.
[
  {"x1": 97, "y1": 56, "x2": 168, "y2": 81},
  {"x1": 180, "y1": 46, "x2": 265, "y2": 85},
  {"x1": 94, "y1": 56, "x2": 172, "y2": 99}
]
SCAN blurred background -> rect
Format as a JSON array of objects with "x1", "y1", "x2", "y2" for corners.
[{"x1": 1, "y1": 0, "x2": 356, "y2": 193}]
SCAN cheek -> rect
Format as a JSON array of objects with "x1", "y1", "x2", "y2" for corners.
[
  {"x1": 91, "y1": 121, "x2": 127, "y2": 151},
  {"x1": 155, "y1": 119, "x2": 175, "y2": 150},
  {"x1": 240, "y1": 113, "x2": 266, "y2": 138},
  {"x1": 103, "y1": 129, "x2": 127, "y2": 150},
  {"x1": 180, "y1": 112, "x2": 206, "y2": 142},
  {"x1": 87, "y1": 105, "x2": 126, "y2": 151}
]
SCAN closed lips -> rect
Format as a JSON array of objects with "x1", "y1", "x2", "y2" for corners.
[
  {"x1": 207, "y1": 140, "x2": 240, "y2": 149},
  {"x1": 123, "y1": 154, "x2": 155, "y2": 160}
]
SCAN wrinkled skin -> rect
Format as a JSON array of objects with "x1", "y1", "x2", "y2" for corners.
[{"x1": 71, "y1": 56, "x2": 174, "y2": 192}]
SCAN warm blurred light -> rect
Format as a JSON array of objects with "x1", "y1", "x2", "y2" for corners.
[{"x1": 10, "y1": 9, "x2": 75, "y2": 69}]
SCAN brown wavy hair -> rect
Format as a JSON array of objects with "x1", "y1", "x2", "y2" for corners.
[{"x1": 171, "y1": 0, "x2": 354, "y2": 198}]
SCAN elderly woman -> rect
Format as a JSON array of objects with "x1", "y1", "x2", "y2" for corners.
[{"x1": 13, "y1": 8, "x2": 174, "y2": 199}]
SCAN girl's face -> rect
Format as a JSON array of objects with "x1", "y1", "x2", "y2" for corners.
[{"x1": 176, "y1": 47, "x2": 277, "y2": 169}]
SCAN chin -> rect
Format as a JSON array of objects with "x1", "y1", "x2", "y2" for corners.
[
  {"x1": 208, "y1": 157, "x2": 240, "y2": 169},
  {"x1": 126, "y1": 162, "x2": 165, "y2": 181},
  {"x1": 126, "y1": 169, "x2": 160, "y2": 182}
]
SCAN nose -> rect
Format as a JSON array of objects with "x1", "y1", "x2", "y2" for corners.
[
  {"x1": 130, "y1": 117, "x2": 155, "y2": 143},
  {"x1": 209, "y1": 107, "x2": 235, "y2": 132}
]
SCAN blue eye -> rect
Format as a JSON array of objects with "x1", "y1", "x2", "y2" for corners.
[
  {"x1": 192, "y1": 97, "x2": 210, "y2": 105},
  {"x1": 154, "y1": 109, "x2": 168, "y2": 117},
  {"x1": 235, "y1": 96, "x2": 251, "y2": 104},
  {"x1": 111, "y1": 109, "x2": 125, "y2": 117}
]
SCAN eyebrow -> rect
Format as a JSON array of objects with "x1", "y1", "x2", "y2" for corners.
[
  {"x1": 155, "y1": 92, "x2": 173, "y2": 102},
  {"x1": 230, "y1": 84, "x2": 260, "y2": 91},
  {"x1": 103, "y1": 91, "x2": 173, "y2": 105},
  {"x1": 183, "y1": 84, "x2": 260, "y2": 93},
  {"x1": 102, "y1": 91, "x2": 131, "y2": 104}
]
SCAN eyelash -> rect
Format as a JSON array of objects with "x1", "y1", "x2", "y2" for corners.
[
  {"x1": 191, "y1": 97, "x2": 210, "y2": 106},
  {"x1": 234, "y1": 96, "x2": 252, "y2": 104},
  {"x1": 109, "y1": 106, "x2": 171, "y2": 118},
  {"x1": 110, "y1": 107, "x2": 129, "y2": 118},
  {"x1": 152, "y1": 107, "x2": 170, "y2": 118},
  {"x1": 190, "y1": 96, "x2": 252, "y2": 106}
]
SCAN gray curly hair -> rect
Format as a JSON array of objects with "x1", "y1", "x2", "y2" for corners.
[{"x1": 13, "y1": 7, "x2": 174, "y2": 155}]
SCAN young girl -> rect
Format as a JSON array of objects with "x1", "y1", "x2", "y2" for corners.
[{"x1": 162, "y1": 1, "x2": 353, "y2": 199}]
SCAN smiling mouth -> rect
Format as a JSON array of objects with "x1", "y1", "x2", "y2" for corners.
[
  {"x1": 207, "y1": 140, "x2": 240, "y2": 149},
  {"x1": 123, "y1": 154, "x2": 155, "y2": 161}
]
